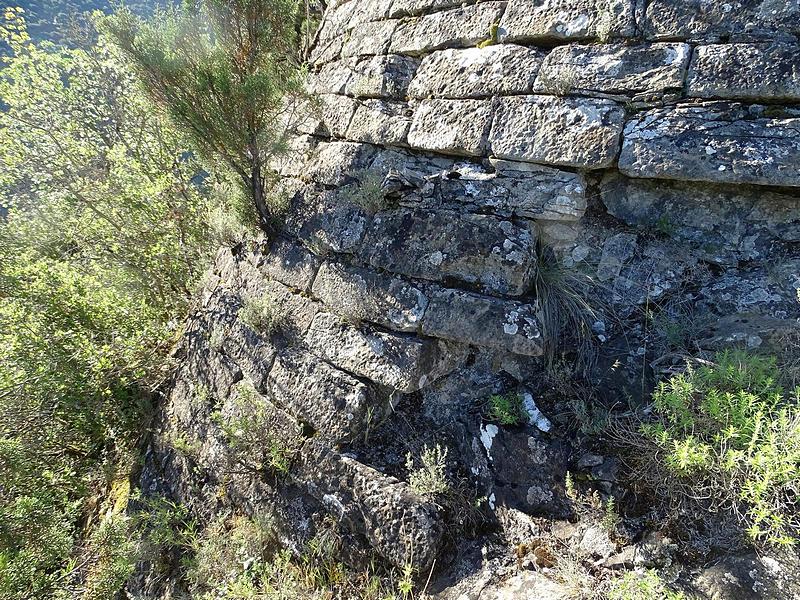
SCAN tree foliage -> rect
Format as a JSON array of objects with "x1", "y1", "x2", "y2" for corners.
[
  {"x1": 104, "y1": 0, "x2": 308, "y2": 235},
  {"x1": 0, "y1": 9, "x2": 222, "y2": 596}
]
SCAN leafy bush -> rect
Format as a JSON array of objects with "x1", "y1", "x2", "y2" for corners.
[
  {"x1": 623, "y1": 351, "x2": 800, "y2": 547},
  {"x1": 239, "y1": 294, "x2": 281, "y2": 335},
  {"x1": 0, "y1": 10, "x2": 221, "y2": 596}
]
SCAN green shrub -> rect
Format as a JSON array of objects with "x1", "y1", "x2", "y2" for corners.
[
  {"x1": 406, "y1": 444, "x2": 450, "y2": 497},
  {"x1": 486, "y1": 392, "x2": 526, "y2": 426},
  {"x1": 633, "y1": 351, "x2": 800, "y2": 546},
  {"x1": 608, "y1": 570, "x2": 686, "y2": 600},
  {"x1": 239, "y1": 294, "x2": 281, "y2": 334}
]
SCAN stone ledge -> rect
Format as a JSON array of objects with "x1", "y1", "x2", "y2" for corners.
[
  {"x1": 258, "y1": 238, "x2": 321, "y2": 293},
  {"x1": 407, "y1": 98, "x2": 494, "y2": 156},
  {"x1": 619, "y1": 103, "x2": 800, "y2": 187},
  {"x1": 312, "y1": 262, "x2": 428, "y2": 332},
  {"x1": 304, "y1": 312, "x2": 465, "y2": 393},
  {"x1": 534, "y1": 42, "x2": 690, "y2": 99},
  {"x1": 408, "y1": 45, "x2": 544, "y2": 99},
  {"x1": 341, "y1": 19, "x2": 398, "y2": 58},
  {"x1": 499, "y1": 0, "x2": 635, "y2": 43},
  {"x1": 688, "y1": 43, "x2": 800, "y2": 103},
  {"x1": 390, "y1": 2, "x2": 507, "y2": 56},
  {"x1": 490, "y1": 95, "x2": 625, "y2": 169},
  {"x1": 422, "y1": 287, "x2": 544, "y2": 356},
  {"x1": 359, "y1": 208, "x2": 538, "y2": 296}
]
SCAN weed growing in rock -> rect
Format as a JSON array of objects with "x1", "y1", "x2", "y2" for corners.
[
  {"x1": 239, "y1": 294, "x2": 281, "y2": 334},
  {"x1": 486, "y1": 392, "x2": 527, "y2": 426},
  {"x1": 607, "y1": 570, "x2": 687, "y2": 600},
  {"x1": 340, "y1": 171, "x2": 389, "y2": 215},
  {"x1": 615, "y1": 350, "x2": 800, "y2": 547},
  {"x1": 406, "y1": 444, "x2": 450, "y2": 497},
  {"x1": 213, "y1": 383, "x2": 298, "y2": 475}
]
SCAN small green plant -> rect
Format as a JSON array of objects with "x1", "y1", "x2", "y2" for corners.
[
  {"x1": 595, "y1": 0, "x2": 615, "y2": 43},
  {"x1": 341, "y1": 171, "x2": 389, "y2": 215},
  {"x1": 608, "y1": 570, "x2": 687, "y2": 600},
  {"x1": 406, "y1": 444, "x2": 450, "y2": 497},
  {"x1": 170, "y1": 433, "x2": 200, "y2": 457},
  {"x1": 486, "y1": 392, "x2": 526, "y2": 426},
  {"x1": 239, "y1": 294, "x2": 280, "y2": 334},
  {"x1": 601, "y1": 497, "x2": 621, "y2": 534},
  {"x1": 208, "y1": 326, "x2": 225, "y2": 352},
  {"x1": 213, "y1": 383, "x2": 298, "y2": 475},
  {"x1": 622, "y1": 350, "x2": 800, "y2": 547},
  {"x1": 477, "y1": 22, "x2": 499, "y2": 48}
]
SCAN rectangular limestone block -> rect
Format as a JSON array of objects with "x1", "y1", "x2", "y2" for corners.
[
  {"x1": 312, "y1": 262, "x2": 429, "y2": 332},
  {"x1": 304, "y1": 141, "x2": 380, "y2": 186},
  {"x1": 390, "y1": 2, "x2": 506, "y2": 55},
  {"x1": 534, "y1": 42, "x2": 691, "y2": 99},
  {"x1": 304, "y1": 312, "x2": 466, "y2": 392},
  {"x1": 490, "y1": 159, "x2": 588, "y2": 221},
  {"x1": 499, "y1": 0, "x2": 635, "y2": 43},
  {"x1": 345, "y1": 55, "x2": 421, "y2": 99},
  {"x1": 408, "y1": 45, "x2": 545, "y2": 99},
  {"x1": 293, "y1": 439, "x2": 442, "y2": 571},
  {"x1": 341, "y1": 19, "x2": 398, "y2": 58},
  {"x1": 359, "y1": 208, "x2": 537, "y2": 296},
  {"x1": 267, "y1": 349, "x2": 385, "y2": 444},
  {"x1": 258, "y1": 238, "x2": 321, "y2": 292},
  {"x1": 422, "y1": 288, "x2": 544, "y2": 356},
  {"x1": 643, "y1": 0, "x2": 800, "y2": 41},
  {"x1": 317, "y1": 94, "x2": 359, "y2": 138},
  {"x1": 490, "y1": 95, "x2": 625, "y2": 169},
  {"x1": 688, "y1": 43, "x2": 800, "y2": 103},
  {"x1": 619, "y1": 103, "x2": 800, "y2": 187},
  {"x1": 407, "y1": 98, "x2": 494, "y2": 156},
  {"x1": 389, "y1": 0, "x2": 465, "y2": 17},
  {"x1": 345, "y1": 99, "x2": 413, "y2": 146}
]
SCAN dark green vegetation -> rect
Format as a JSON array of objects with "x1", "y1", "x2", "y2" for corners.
[{"x1": 0, "y1": 7, "x2": 249, "y2": 596}]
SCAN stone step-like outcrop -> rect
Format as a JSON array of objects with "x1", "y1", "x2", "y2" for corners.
[
  {"x1": 499, "y1": 0, "x2": 636, "y2": 43},
  {"x1": 619, "y1": 103, "x2": 800, "y2": 187}
]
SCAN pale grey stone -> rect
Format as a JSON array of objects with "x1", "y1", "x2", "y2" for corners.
[
  {"x1": 535, "y1": 42, "x2": 690, "y2": 98},
  {"x1": 285, "y1": 188, "x2": 372, "y2": 256},
  {"x1": 294, "y1": 439, "x2": 442, "y2": 570},
  {"x1": 688, "y1": 43, "x2": 800, "y2": 102},
  {"x1": 268, "y1": 135, "x2": 318, "y2": 178},
  {"x1": 258, "y1": 238, "x2": 321, "y2": 292},
  {"x1": 267, "y1": 350, "x2": 384, "y2": 444},
  {"x1": 389, "y1": 0, "x2": 464, "y2": 17},
  {"x1": 304, "y1": 141, "x2": 379, "y2": 186},
  {"x1": 312, "y1": 262, "x2": 428, "y2": 332},
  {"x1": 643, "y1": 0, "x2": 800, "y2": 41},
  {"x1": 619, "y1": 103, "x2": 800, "y2": 187},
  {"x1": 310, "y1": 61, "x2": 353, "y2": 95},
  {"x1": 309, "y1": 94, "x2": 358, "y2": 138},
  {"x1": 346, "y1": 0, "x2": 394, "y2": 26},
  {"x1": 499, "y1": 0, "x2": 635, "y2": 43},
  {"x1": 345, "y1": 99, "x2": 412, "y2": 146},
  {"x1": 408, "y1": 45, "x2": 545, "y2": 99},
  {"x1": 346, "y1": 55, "x2": 420, "y2": 98},
  {"x1": 490, "y1": 160, "x2": 588, "y2": 222},
  {"x1": 490, "y1": 95, "x2": 625, "y2": 169},
  {"x1": 360, "y1": 208, "x2": 537, "y2": 296},
  {"x1": 390, "y1": 3, "x2": 506, "y2": 55},
  {"x1": 304, "y1": 312, "x2": 464, "y2": 393},
  {"x1": 407, "y1": 98, "x2": 493, "y2": 156},
  {"x1": 422, "y1": 288, "x2": 544, "y2": 356},
  {"x1": 341, "y1": 19, "x2": 398, "y2": 58}
]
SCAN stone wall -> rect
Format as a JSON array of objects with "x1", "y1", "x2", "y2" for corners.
[{"x1": 135, "y1": 1, "x2": 800, "y2": 594}]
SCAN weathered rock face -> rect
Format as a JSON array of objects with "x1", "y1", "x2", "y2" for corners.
[{"x1": 135, "y1": 1, "x2": 800, "y2": 598}]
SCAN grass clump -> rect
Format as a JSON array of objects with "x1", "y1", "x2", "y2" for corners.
[
  {"x1": 239, "y1": 294, "x2": 281, "y2": 335},
  {"x1": 620, "y1": 350, "x2": 800, "y2": 547},
  {"x1": 486, "y1": 392, "x2": 527, "y2": 426},
  {"x1": 213, "y1": 383, "x2": 298, "y2": 475}
]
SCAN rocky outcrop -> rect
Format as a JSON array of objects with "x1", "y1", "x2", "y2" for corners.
[{"x1": 135, "y1": 0, "x2": 800, "y2": 597}]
